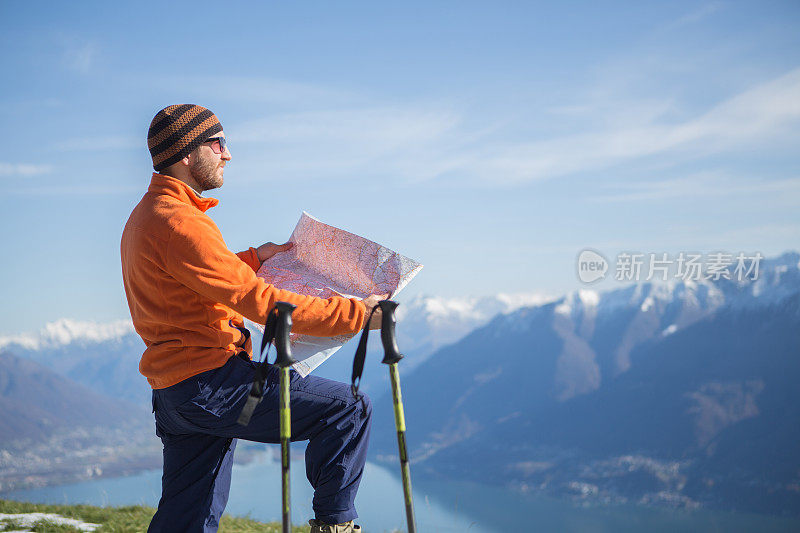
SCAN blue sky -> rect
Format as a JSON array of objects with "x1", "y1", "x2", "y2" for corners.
[{"x1": 1, "y1": 1, "x2": 799, "y2": 334}]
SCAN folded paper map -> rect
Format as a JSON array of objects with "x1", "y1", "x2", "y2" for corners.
[{"x1": 255, "y1": 212, "x2": 423, "y2": 376}]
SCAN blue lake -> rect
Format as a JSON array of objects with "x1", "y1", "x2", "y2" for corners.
[{"x1": 3, "y1": 453, "x2": 800, "y2": 532}]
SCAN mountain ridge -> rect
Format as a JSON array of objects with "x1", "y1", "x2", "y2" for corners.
[{"x1": 369, "y1": 251, "x2": 800, "y2": 515}]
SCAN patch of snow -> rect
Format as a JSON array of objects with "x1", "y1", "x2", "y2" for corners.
[
  {"x1": 552, "y1": 289, "x2": 596, "y2": 318},
  {"x1": 396, "y1": 292, "x2": 554, "y2": 323},
  {"x1": 578, "y1": 289, "x2": 599, "y2": 307},
  {"x1": 421, "y1": 297, "x2": 478, "y2": 318},
  {"x1": 555, "y1": 301, "x2": 572, "y2": 316},
  {"x1": 661, "y1": 324, "x2": 678, "y2": 337},
  {"x1": 0, "y1": 513, "x2": 100, "y2": 532},
  {"x1": 495, "y1": 291, "x2": 557, "y2": 311}
]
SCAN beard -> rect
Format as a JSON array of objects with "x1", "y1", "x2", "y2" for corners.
[{"x1": 189, "y1": 152, "x2": 224, "y2": 191}]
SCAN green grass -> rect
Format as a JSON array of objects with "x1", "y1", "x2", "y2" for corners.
[
  {"x1": 25, "y1": 519, "x2": 86, "y2": 532},
  {"x1": 0, "y1": 500, "x2": 308, "y2": 532}
]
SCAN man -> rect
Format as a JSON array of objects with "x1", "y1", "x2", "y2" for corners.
[{"x1": 121, "y1": 104, "x2": 384, "y2": 533}]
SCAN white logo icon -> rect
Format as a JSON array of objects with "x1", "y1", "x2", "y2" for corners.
[{"x1": 577, "y1": 249, "x2": 608, "y2": 283}]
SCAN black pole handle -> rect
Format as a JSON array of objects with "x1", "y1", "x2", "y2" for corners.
[
  {"x1": 273, "y1": 301, "x2": 297, "y2": 368},
  {"x1": 238, "y1": 301, "x2": 295, "y2": 426},
  {"x1": 352, "y1": 298, "x2": 405, "y2": 398},
  {"x1": 379, "y1": 300, "x2": 404, "y2": 365}
]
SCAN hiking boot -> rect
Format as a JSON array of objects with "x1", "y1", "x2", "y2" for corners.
[{"x1": 308, "y1": 519, "x2": 362, "y2": 532}]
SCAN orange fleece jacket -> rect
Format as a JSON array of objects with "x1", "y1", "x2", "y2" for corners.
[{"x1": 121, "y1": 173, "x2": 366, "y2": 389}]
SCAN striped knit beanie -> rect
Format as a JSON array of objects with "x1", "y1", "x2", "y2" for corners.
[{"x1": 148, "y1": 104, "x2": 222, "y2": 171}]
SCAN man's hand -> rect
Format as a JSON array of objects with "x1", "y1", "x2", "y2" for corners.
[
  {"x1": 256, "y1": 241, "x2": 293, "y2": 262},
  {"x1": 362, "y1": 293, "x2": 390, "y2": 330}
]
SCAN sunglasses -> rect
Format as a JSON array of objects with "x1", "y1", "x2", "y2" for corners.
[{"x1": 201, "y1": 136, "x2": 228, "y2": 154}]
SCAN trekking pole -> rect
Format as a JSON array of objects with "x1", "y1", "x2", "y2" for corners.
[
  {"x1": 351, "y1": 299, "x2": 417, "y2": 533},
  {"x1": 237, "y1": 301, "x2": 297, "y2": 533},
  {"x1": 273, "y1": 301, "x2": 297, "y2": 533},
  {"x1": 378, "y1": 300, "x2": 417, "y2": 533}
]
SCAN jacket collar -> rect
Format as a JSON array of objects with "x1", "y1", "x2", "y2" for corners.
[{"x1": 148, "y1": 173, "x2": 219, "y2": 213}]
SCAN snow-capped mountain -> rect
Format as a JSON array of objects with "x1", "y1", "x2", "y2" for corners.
[
  {"x1": 307, "y1": 291, "x2": 556, "y2": 388},
  {"x1": 2, "y1": 251, "x2": 798, "y2": 511},
  {"x1": 395, "y1": 291, "x2": 556, "y2": 361},
  {"x1": 0, "y1": 292, "x2": 555, "y2": 405},
  {"x1": 370, "y1": 251, "x2": 800, "y2": 515},
  {"x1": 0, "y1": 319, "x2": 147, "y2": 406},
  {"x1": 491, "y1": 252, "x2": 800, "y2": 401},
  {"x1": 0, "y1": 318, "x2": 136, "y2": 352},
  {"x1": 4, "y1": 254, "x2": 795, "y2": 408}
]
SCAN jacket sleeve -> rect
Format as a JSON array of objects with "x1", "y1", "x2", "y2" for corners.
[
  {"x1": 166, "y1": 214, "x2": 366, "y2": 337},
  {"x1": 235, "y1": 247, "x2": 261, "y2": 272}
]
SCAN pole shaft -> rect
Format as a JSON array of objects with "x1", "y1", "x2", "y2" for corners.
[
  {"x1": 280, "y1": 366, "x2": 291, "y2": 533},
  {"x1": 389, "y1": 363, "x2": 417, "y2": 533}
]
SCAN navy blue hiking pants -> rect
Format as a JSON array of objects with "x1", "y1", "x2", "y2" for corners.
[{"x1": 148, "y1": 352, "x2": 372, "y2": 532}]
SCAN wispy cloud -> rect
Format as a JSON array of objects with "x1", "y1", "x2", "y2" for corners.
[
  {"x1": 230, "y1": 105, "x2": 468, "y2": 182},
  {"x1": 6, "y1": 184, "x2": 139, "y2": 196},
  {"x1": 222, "y1": 65, "x2": 800, "y2": 188},
  {"x1": 454, "y1": 67, "x2": 800, "y2": 185},
  {"x1": 710, "y1": 224, "x2": 800, "y2": 251},
  {"x1": 589, "y1": 174, "x2": 800, "y2": 203},
  {"x1": 61, "y1": 40, "x2": 97, "y2": 73},
  {"x1": 668, "y1": 2, "x2": 725, "y2": 29},
  {"x1": 52, "y1": 136, "x2": 139, "y2": 151},
  {"x1": 0, "y1": 162, "x2": 53, "y2": 177},
  {"x1": 154, "y1": 75, "x2": 362, "y2": 108},
  {"x1": 237, "y1": 106, "x2": 460, "y2": 147}
]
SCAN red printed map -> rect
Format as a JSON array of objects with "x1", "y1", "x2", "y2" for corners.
[{"x1": 256, "y1": 212, "x2": 423, "y2": 376}]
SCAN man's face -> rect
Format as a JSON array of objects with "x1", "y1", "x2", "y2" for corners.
[{"x1": 189, "y1": 131, "x2": 231, "y2": 191}]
